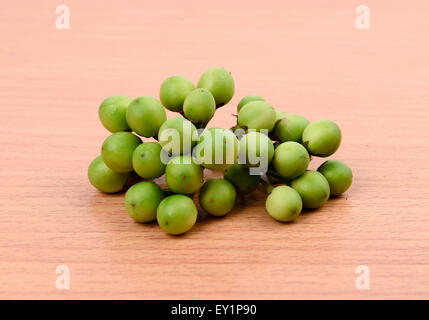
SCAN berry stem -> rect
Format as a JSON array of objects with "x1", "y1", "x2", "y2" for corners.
[
  {"x1": 266, "y1": 170, "x2": 290, "y2": 185},
  {"x1": 260, "y1": 178, "x2": 274, "y2": 194},
  {"x1": 161, "y1": 188, "x2": 175, "y2": 197},
  {"x1": 194, "y1": 122, "x2": 207, "y2": 130}
]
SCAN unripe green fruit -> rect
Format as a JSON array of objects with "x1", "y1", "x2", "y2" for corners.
[
  {"x1": 101, "y1": 132, "x2": 142, "y2": 173},
  {"x1": 237, "y1": 95, "x2": 265, "y2": 112},
  {"x1": 291, "y1": 171, "x2": 330, "y2": 209},
  {"x1": 157, "y1": 194, "x2": 198, "y2": 235},
  {"x1": 126, "y1": 96, "x2": 167, "y2": 137},
  {"x1": 272, "y1": 141, "x2": 310, "y2": 179},
  {"x1": 125, "y1": 181, "x2": 164, "y2": 223},
  {"x1": 266, "y1": 186, "x2": 302, "y2": 222},
  {"x1": 238, "y1": 132, "x2": 274, "y2": 168},
  {"x1": 159, "y1": 75, "x2": 195, "y2": 112},
  {"x1": 165, "y1": 155, "x2": 204, "y2": 195},
  {"x1": 224, "y1": 163, "x2": 260, "y2": 194},
  {"x1": 194, "y1": 128, "x2": 238, "y2": 171},
  {"x1": 273, "y1": 113, "x2": 310, "y2": 143},
  {"x1": 98, "y1": 95, "x2": 132, "y2": 133},
  {"x1": 317, "y1": 160, "x2": 353, "y2": 196},
  {"x1": 199, "y1": 178, "x2": 236, "y2": 217},
  {"x1": 88, "y1": 156, "x2": 129, "y2": 193},
  {"x1": 158, "y1": 117, "x2": 198, "y2": 155},
  {"x1": 302, "y1": 120, "x2": 341, "y2": 157},
  {"x1": 238, "y1": 101, "x2": 276, "y2": 132},
  {"x1": 183, "y1": 88, "x2": 216, "y2": 125},
  {"x1": 132, "y1": 142, "x2": 166, "y2": 179},
  {"x1": 197, "y1": 67, "x2": 235, "y2": 107}
]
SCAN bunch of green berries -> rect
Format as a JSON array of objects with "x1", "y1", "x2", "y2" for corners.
[{"x1": 88, "y1": 67, "x2": 353, "y2": 235}]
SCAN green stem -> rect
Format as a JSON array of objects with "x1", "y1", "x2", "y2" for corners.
[
  {"x1": 260, "y1": 178, "x2": 274, "y2": 194},
  {"x1": 195, "y1": 122, "x2": 207, "y2": 130},
  {"x1": 266, "y1": 170, "x2": 291, "y2": 185},
  {"x1": 266, "y1": 174, "x2": 275, "y2": 185},
  {"x1": 266, "y1": 170, "x2": 283, "y2": 181},
  {"x1": 161, "y1": 188, "x2": 175, "y2": 197}
]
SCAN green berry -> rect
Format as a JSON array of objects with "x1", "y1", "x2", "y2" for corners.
[
  {"x1": 132, "y1": 142, "x2": 166, "y2": 179},
  {"x1": 224, "y1": 163, "x2": 260, "y2": 194},
  {"x1": 157, "y1": 194, "x2": 198, "y2": 235},
  {"x1": 273, "y1": 114, "x2": 309, "y2": 142},
  {"x1": 98, "y1": 95, "x2": 132, "y2": 133},
  {"x1": 199, "y1": 178, "x2": 236, "y2": 216},
  {"x1": 126, "y1": 96, "x2": 167, "y2": 137},
  {"x1": 238, "y1": 101, "x2": 276, "y2": 132},
  {"x1": 302, "y1": 120, "x2": 341, "y2": 157},
  {"x1": 238, "y1": 132, "x2": 274, "y2": 169},
  {"x1": 159, "y1": 75, "x2": 195, "y2": 112},
  {"x1": 237, "y1": 95, "x2": 265, "y2": 112},
  {"x1": 197, "y1": 67, "x2": 234, "y2": 107},
  {"x1": 165, "y1": 155, "x2": 204, "y2": 195},
  {"x1": 272, "y1": 141, "x2": 310, "y2": 179},
  {"x1": 291, "y1": 171, "x2": 330, "y2": 209},
  {"x1": 183, "y1": 88, "x2": 216, "y2": 125},
  {"x1": 158, "y1": 117, "x2": 198, "y2": 155},
  {"x1": 266, "y1": 186, "x2": 302, "y2": 222},
  {"x1": 101, "y1": 132, "x2": 142, "y2": 173},
  {"x1": 88, "y1": 156, "x2": 129, "y2": 193},
  {"x1": 317, "y1": 160, "x2": 352, "y2": 196},
  {"x1": 194, "y1": 128, "x2": 238, "y2": 171},
  {"x1": 125, "y1": 181, "x2": 164, "y2": 223}
]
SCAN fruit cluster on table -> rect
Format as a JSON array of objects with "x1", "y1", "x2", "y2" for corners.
[{"x1": 88, "y1": 67, "x2": 353, "y2": 235}]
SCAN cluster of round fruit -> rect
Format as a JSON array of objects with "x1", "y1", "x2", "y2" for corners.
[{"x1": 88, "y1": 67, "x2": 353, "y2": 235}]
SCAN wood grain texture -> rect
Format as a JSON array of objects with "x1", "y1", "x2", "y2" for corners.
[{"x1": 1, "y1": 0, "x2": 429, "y2": 299}]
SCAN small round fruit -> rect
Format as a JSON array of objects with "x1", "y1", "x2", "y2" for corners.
[
  {"x1": 183, "y1": 88, "x2": 216, "y2": 125},
  {"x1": 302, "y1": 120, "x2": 341, "y2": 157},
  {"x1": 193, "y1": 128, "x2": 238, "y2": 171},
  {"x1": 159, "y1": 75, "x2": 195, "y2": 112},
  {"x1": 197, "y1": 67, "x2": 235, "y2": 107},
  {"x1": 237, "y1": 95, "x2": 265, "y2": 112},
  {"x1": 126, "y1": 96, "x2": 167, "y2": 137},
  {"x1": 98, "y1": 95, "x2": 132, "y2": 133},
  {"x1": 317, "y1": 160, "x2": 353, "y2": 196},
  {"x1": 88, "y1": 156, "x2": 129, "y2": 193},
  {"x1": 238, "y1": 101, "x2": 276, "y2": 132},
  {"x1": 224, "y1": 163, "x2": 260, "y2": 194},
  {"x1": 238, "y1": 132, "x2": 274, "y2": 168},
  {"x1": 132, "y1": 142, "x2": 166, "y2": 179},
  {"x1": 199, "y1": 178, "x2": 236, "y2": 216},
  {"x1": 272, "y1": 141, "x2": 310, "y2": 179},
  {"x1": 273, "y1": 114, "x2": 309, "y2": 143},
  {"x1": 157, "y1": 194, "x2": 198, "y2": 235},
  {"x1": 125, "y1": 181, "x2": 164, "y2": 223},
  {"x1": 101, "y1": 132, "x2": 142, "y2": 173},
  {"x1": 291, "y1": 171, "x2": 330, "y2": 209},
  {"x1": 266, "y1": 186, "x2": 302, "y2": 222},
  {"x1": 158, "y1": 117, "x2": 198, "y2": 155},
  {"x1": 165, "y1": 156, "x2": 204, "y2": 195}
]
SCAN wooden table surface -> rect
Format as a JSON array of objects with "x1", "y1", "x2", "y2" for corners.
[{"x1": 1, "y1": 0, "x2": 429, "y2": 299}]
